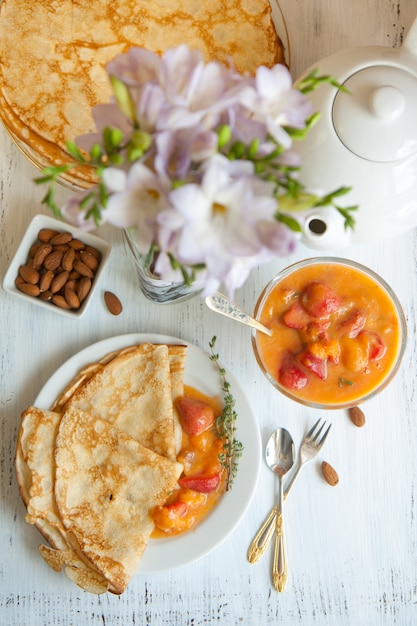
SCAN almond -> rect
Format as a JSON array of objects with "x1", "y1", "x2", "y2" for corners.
[
  {"x1": 39, "y1": 270, "x2": 55, "y2": 292},
  {"x1": 77, "y1": 277, "x2": 92, "y2": 302},
  {"x1": 32, "y1": 243, "x2": 52, "y2": 269},
  {"x1": 16, "y1": 281, "x2": 40, "y2": 297},
  {"x1": 348, "y1": 406, "x2": 365, "y2": 428},
  {"x1": 49, "y1": 231, "x2": 73, "y2": 246},
  {"x1": 52, "y1": 294, "x2": 71, "y2": 309},
  {"x1": 79, "y1": 250, "x2": 99, "y2": 271},
  {"x1": 84, "y1": 245, "x2": 101, "y2": 260},
  {"x1": 68, "y1": 238, "x2": 85, "y2": 251},
  {"x1": 65, "y1": 279, "x2": 77, "y2": 291},
  {"x1": 104, "y1": 291, "x2": 123, "y2": 315},
  {"x1": 73, "y1": 260, "x2": 94, "y2": 279},
  {"x1": 62, "y1": 247, "x2": 76, "y2": 271},
  {"x1": 321, "y1": 461, "x2": 339, "y2": 486},
  {"x1": 43, "y1": 249, "x2": 64, "y2": 271},
  {"x1": 29, "y1": 242, "x2": 42, "y2": 258},
  {"x1": 39, "y1": 290, "x2": 53, "y2": 301},
  {"x1": 52, "y1": 243, "x2": 70, "y2": 252},
  {"x1": 37, "y1": 228, "x2": 59, "y2": 243},
  {"x1": 64, "y1": 286, "x2": 80, "y2": 309},
  {"x1": 19, "y1": 265, "x2": 40, "y2": 285},
  {"x1": 50, "y1": 270, "x2": 69, "y2": 294}
]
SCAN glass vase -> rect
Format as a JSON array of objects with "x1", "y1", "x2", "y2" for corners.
[{"x1": 123, "y1": 229, "x2": 204, "y2": 304}]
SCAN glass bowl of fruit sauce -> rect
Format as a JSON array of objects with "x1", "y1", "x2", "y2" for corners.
[{"x1": 251, "y1": 257, "x2": 407, "y2": 409}]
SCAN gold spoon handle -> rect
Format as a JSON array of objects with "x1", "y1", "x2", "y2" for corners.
[
  {"x1": 272, "y1": 512, "x2": 288, "y2": 592},
  {"x1": 247, "y1": 487, "x2": 291, "y2": 563},
  {"x1": 247, "y1": 506, "x2": 277, "y2": 563}
]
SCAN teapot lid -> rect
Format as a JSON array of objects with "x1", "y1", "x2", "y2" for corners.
[{"x1": 333, "y1": 65, "x2": 417, "y2": 162}]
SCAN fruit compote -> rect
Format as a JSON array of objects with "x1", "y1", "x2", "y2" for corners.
[
  {"x1": 151, "y1": 386, "x2": 226, "y2": 536},
  {"x1": 252, "y1": 258, "x2": 406, "y2": 408}
]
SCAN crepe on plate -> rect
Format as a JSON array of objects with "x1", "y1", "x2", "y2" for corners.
[
  {"x1": 15, "y1": 343, "x2": 187, "y2": 594},
  {"x1": 60, "y1": 343, "x2": 186, "y2": 459},
  {"x1": 55, "y1": 407, "x2": 183, "y2": 594},
  {"x1": 0, "y1": 0, "x2": 285, "y2": 187}
]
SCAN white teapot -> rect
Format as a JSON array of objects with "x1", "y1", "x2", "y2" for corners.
[{"x1": 296, "y1": 16, "x2": 417, "y2": 249}]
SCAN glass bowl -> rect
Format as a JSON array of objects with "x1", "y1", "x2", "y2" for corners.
[{"x1": 251, "y1": 257, "x2": 407, "y2": 409}]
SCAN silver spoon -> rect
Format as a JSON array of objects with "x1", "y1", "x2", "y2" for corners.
[
  {"x1": 265, "y1": 428, "x2": 295, "y2": 592},
  {"x1": 205, "y1": 292, "x2": 272, "y2": 336}
]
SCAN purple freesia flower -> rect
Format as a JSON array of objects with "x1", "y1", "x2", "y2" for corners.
[
  {"x1": 102, "y1": 162, "x2": 170, "y2": 252},
  {"x1": 154, "y1": 153, "x2": 294, "y2": 297},
  {"x1": 59, "y1": 44, "x2": 322, "y2": 298}
]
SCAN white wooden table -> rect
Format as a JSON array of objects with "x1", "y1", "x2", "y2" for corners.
[{"x1": 1, "y1": 1, "x2": 417, "y2": 624}]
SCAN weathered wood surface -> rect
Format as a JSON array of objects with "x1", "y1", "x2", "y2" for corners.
[{"x1": 1, "y1": 1, "x2": 417, "y2": 624}]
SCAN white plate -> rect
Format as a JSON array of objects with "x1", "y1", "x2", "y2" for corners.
[
  {"x1": 270, "y1": 0, "x2": 290, "y2": 67},
  {"x1": 34, "y1": 333, "x2": 262, "y2": 574}
]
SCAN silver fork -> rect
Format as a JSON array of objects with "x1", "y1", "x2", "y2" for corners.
[{"x1": 247, "y1": 418, "x2": 332, "y2": 563}]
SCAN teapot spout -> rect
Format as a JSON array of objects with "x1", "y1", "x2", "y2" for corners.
[
  {"x1": 301, "y1": 207, "x2": 351, "y2": 250},
  {"x1": 402, "y1": 15, "x2": 417, "y2": 55}
]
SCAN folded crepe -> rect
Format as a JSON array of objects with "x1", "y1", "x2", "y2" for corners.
[
  {"x1": 54, "y1": 407, "x2": 183, "y2": 593},
  {"x1": 61, "y1": 343, "x2": 186, "y2": 459},
  {"x1": 16, "y1": 406, "x2": 112, "y2": 594}
]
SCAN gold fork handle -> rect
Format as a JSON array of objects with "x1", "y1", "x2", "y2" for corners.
[
  {"x1": 272, "y1": 513, "x2": 288, "y2": 592},
  {"x1": 247, "y1": 480, "x2": 294, "y2": 563},
  {"x1": 247, "y1": 506, "x2": 277, "y2": 563}
]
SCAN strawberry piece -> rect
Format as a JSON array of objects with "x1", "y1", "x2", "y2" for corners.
[
  {"x1": 164, "y1": 501, "x2": 188, "y2": 518},
  {"x1": 282, "y1": 301, "x2": 311, "y2": 329},
  {"x1": 358, "y1": 330, "x2": 387, "y2": 361},
  {"x1": 304, "y1": 319, "x2": 331, "y2": 342},
  {"x1": 179, "y1": 473, "x2": 221, "y2": 493},
  {"x1": 175, "y1": 396, "x2": 215, "y2": 436},
  {"x1": 300, "y1": 350, "x2": 328, "y2": 380},
  {"x1": 153, "y1": 500, "x2": 189, "y2": 532},
  {"x1": 301, "y1": 281, "x2": 342, "y2": 318},
  {"x1": 278, "y1": 352, "x2": 308, "y2": 390},
  {"x1": 339, "y1": 309, "x2": 367, "y2": 338}
]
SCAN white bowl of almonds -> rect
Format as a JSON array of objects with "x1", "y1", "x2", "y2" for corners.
[{"x1": 2, "y1": 214, "x2": 111, "y2": 318}]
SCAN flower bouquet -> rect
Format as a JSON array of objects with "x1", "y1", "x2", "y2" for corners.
[{"x1": 37, "y1": 44, "x2": 356, "y2": 298}]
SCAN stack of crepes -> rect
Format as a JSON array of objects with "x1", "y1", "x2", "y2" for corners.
[
  {"x1": 0, "y1": 0, "x2": 284, "y2": 188},
  {"x1": 15, "y1": 343, "x2": 187, "y2": 594}
]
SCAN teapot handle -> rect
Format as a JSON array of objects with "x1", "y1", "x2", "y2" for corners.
[{"x1": 402, "y1": 15, "x2": 417, "y2": 55}]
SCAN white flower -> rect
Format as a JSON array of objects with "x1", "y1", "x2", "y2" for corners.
[
  {"x1": 155, "y1": 154, "x2": 285, "y2": 296},
  {"x1": 154, "y1": 127, "x2": 217, "y2": 183},
  {"x1": 102, "y1": 162, "x2": 170, "y2": 253},
  {"x1": 251, "y1": 65, "x2": 313, "y2": 147}
]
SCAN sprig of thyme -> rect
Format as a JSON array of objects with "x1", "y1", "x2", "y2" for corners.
[{"x1": 209, "y1": 336, "x2": 243, "y2": 491}]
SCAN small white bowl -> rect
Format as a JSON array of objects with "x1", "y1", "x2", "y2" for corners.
[{"x1": 2, "y1": 214, "x2": 111, "y2": 319}]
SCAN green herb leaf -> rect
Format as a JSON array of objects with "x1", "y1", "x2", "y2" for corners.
[
  {"x1": 339, "y1": 377, "x2": 354, "y2": 388},
  {"x1": 209, "y1": 336, "x2": 243, "y2": 491}
]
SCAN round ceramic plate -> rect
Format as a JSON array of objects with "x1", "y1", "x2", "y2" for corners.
[
  {"x1": 270, "y1": 0, "x2": 290, "y2": 67},
  {"x1": 34, "y1": 333, "x2": 262, "y2": 574}
]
